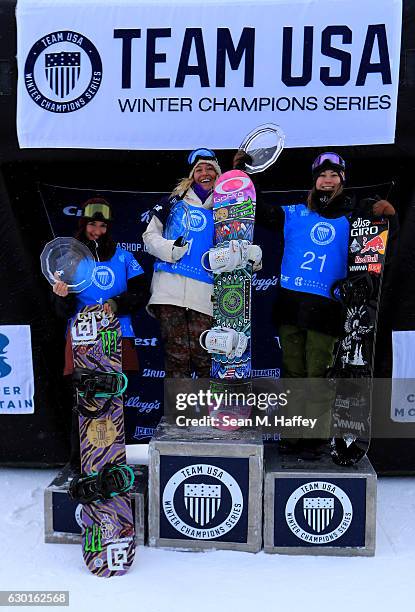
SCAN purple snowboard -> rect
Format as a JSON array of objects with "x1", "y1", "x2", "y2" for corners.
[{"x1": 71, "y1": 305, "x2": 135, "y2": 577}]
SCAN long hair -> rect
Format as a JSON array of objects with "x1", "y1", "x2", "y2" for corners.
[
  {"x1": 170, "y1": 177, "x2": 193, "y2": 199},
  {"x1": 75, "y1": 218, "x2": 116, "y2": 261},
  {"x1": 307, "y1": 183, "x2": 344, "y2": 211}
]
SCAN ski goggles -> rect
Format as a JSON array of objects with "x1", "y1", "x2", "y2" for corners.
[
  {"x1": 188, "y1": 147, "x2": 217, "y2": 166},
  {"x1": 312, "y1": 152, "x2": 346, "y2": 172},
  {"x1": 83, "y1": 201, "x2": 112, "y2": 221}
]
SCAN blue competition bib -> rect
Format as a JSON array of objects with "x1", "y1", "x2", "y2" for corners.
[
  {"x1": 280, "y1": 204, "x2": 349, "y2": 298},
  {"x1": 155, "y1": 203, "x2": 214, "y2": 284},
  {"x1": 75, "y1": 247, "x2": 143, "y2": 337}
]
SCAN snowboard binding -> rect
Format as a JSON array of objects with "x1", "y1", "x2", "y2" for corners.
[
  {"x1": 200, "y1": 326, "x2": 249, "y2": 359},
  {"x1": 331, "y1": 272, "x2": 375, "y2": 305},
  {"x1": 72, "y1": 368, "x2": 128, "y2": 418},
  {"x1": 201, "y1": 239, "x2": 262, "y2": 274},
  {"x1": 68, "y1": 463, "x2": 135, "y2": 504},
  {"x1": 330, "y1": 435, "x2": 367, "y2": 467}
]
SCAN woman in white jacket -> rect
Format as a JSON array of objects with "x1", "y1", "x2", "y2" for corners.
[{"x1": 143, "y1": 148, "x2": 221, "y2": 378}]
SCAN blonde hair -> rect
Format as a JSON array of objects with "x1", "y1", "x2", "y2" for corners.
[
  {"x1": 171, "y1": 177, "x2": 194, "y2": 199},
  {"x1": 307, "y1": 183, "x2": 344, "y2": 211}
]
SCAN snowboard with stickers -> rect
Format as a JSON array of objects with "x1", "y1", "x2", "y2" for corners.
[
  {"x1": 329, "y1": 215, "x2": 389, "y2": 466},
  {"x1": 69, "y1": 304, "x2": 135, "y2": 576},
  {"x1": 200, "y1": 170, "x2": 259, "y2": 426}
]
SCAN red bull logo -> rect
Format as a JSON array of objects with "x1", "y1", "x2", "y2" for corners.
[{"x1": 360, "y1": 234, "x2": 385, "y2": 254}]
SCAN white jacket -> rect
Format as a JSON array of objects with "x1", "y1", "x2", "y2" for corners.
[{"x1": 143, "y1": 187, "x2": 214, "y2": 317}]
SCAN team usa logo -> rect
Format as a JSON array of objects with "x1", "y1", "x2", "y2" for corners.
[
  {"x1": 24, "y1": 31, "x2": 102, "y2": 113},
  {"x1": 188, "y1": 209, "x2": 208, "y2": 232},
  {"x1": 92, "y1": 266, "x2": 115, "y2": 290},
  {"x1": 310, "y1": 221, "x2": 336, "y2": 246},
  {"x1": 162, "y1": 463, "x2": 244, "y2": 540},
  {"x1": 285, "y1": 481, "x2": 353, "y2": 544}
]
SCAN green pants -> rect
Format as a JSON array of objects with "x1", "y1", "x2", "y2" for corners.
[{"x1": 278, "y1": 324, "x2": 337, "y2": 438}]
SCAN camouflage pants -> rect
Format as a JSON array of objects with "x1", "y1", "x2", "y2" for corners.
[{"x1": 152, "y1": 305, "x2": 212, "y2": 378}]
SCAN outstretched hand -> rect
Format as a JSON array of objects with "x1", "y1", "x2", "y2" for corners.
[{"x1": 372, "y1": 199, "x2": 395, "y2": 217}]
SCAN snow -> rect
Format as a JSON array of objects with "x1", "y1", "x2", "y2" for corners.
[{"x1": 1, "y1": 453, "x2": 414, "y2": 612}]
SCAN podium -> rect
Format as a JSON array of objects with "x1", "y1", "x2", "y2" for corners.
[
  {"x1": 263, "y1": 448, "x2": 376, "y2": 556},
  {"x1": 149, "y1": 419, "x2": 263, "y2": 552}
]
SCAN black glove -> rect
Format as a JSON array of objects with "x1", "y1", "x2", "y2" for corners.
[{"x1": 233, "y1": 150, "x2": 253, "y2": 171}]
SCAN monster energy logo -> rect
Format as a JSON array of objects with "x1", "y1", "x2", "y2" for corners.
[
  {"x1": 84, "y1": 525, "x2": 102, "y2": 553},
  {"x1": 101, "y1": 330, "x2": 117, "y2": 356},
  {"x1": 229, "y1": 198, "x2": 255, "y2": 219}
]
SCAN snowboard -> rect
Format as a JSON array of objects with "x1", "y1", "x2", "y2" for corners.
[
  {"x1": 70, "y1": 305, "x2": 135, "y2": 576},
  {"x1": 329, "y1": 215, "x2": 389, "y2": 466},
  {"x1": 209, "y1": 170, "x2": 256, "y2": 424}
]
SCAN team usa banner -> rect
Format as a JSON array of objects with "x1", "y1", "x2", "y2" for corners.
[{"x1": 16, "y1": 0, "x2": 402, "y2": 150}]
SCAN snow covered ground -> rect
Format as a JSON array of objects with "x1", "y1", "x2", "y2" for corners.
[{"x1": 0, "y1": 454, "x2": 414, "y2": 612}]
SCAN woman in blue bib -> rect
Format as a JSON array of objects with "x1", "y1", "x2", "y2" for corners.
[
  {"x1": 51, "y1": 198, "x2": 149, "y2": 471},
  {"x1": 143, "y1": 149, "x2": 221, "y2": 378},
  {"x1": 235, "y1": 150, "x2": 397, "y2": 456}
]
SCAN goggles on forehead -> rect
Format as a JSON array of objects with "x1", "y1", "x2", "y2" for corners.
[
  {"x1": 188, "y1": 148, "x2": 216, "y2": 166},
  {"x1": 83, "y1": 202, "x2": 112, "y2": 221},
  {"x1": 312, "y1": 152, "x2": 346, "y2": 172}
]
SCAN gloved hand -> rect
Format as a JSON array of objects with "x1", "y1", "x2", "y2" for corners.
[
  {"x1": 233, "y1": 149, "x2": 253, "y2": 171},
  {"x1": 372, "y1": 199, "x2": 395, "y2": 216},
  {"x1": 248, "y1": 244, "x2": 262, "y2": 271},
  {"x1": 172, "y1": 236, "x2": 189, "y2": 262}
]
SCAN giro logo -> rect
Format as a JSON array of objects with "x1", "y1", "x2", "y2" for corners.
[
  {"x1": 310, "y1": 221, "x2": 336, "y2": 245},
  {"x1": 285, "y1": 481, "x2": 353, "y2": 543},
  {"x1": 0, "y1": 334, "x2": 12, "y2": 378},
  {"x1": 162, "y1": 463, "x2": 243, "y2": 540},
  {"x1": 93, "y1": 266, "x2": 115, "y2": 290},
  {"x1": 24, "y1": 31, "x2": 102, "y2": 113}
]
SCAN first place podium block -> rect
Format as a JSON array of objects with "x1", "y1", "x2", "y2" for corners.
[
  {"x1": 149, "y1": 419, "x2": 263, "y2": 552},
  {"x1": 264, "y1": 449, "x2": 376, "y2": 556}
]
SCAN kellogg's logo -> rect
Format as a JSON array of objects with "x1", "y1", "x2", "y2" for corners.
[{"x1": 252, "y1": 274, "x2": 278, "y2": 291}]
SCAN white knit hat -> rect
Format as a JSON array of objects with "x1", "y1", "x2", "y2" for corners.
[{"x1": 189, "y1": 158, "x2": 222, "y2": 179}]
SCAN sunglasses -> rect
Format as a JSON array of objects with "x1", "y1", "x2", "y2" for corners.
[
  {"x1": 312, "y1": 152, "x2": 345, "y2": 171},
  {"x1": 188, "y1": 148, "x2": 216, "y2": 166}
]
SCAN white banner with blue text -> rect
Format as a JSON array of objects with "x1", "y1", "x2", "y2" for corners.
[
  {"x1": 16, "y1": 0, "x2": 402, "y2": 150},
  {"x1": 0, "y1": 325, "x2": 35, "y2": 415}
]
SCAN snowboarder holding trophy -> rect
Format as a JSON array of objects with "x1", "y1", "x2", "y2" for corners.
[
  {"x1": 51, "y1": 197, "x2": 149, "y2": 472},
  {"x1": 143, "y1": 148, "x2": 263, "y2": 381}
]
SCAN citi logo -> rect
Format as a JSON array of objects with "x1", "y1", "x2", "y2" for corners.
[{"x1": 63, "y1": 205, "x2": 82, "y2": 216}]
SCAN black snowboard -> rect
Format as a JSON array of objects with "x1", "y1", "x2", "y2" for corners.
[{"x1": 329, "y1": 214, "x2": 389, "y2": 466}]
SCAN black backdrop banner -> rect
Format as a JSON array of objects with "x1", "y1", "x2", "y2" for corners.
[{"x1": 39, "y1": 182, "x2": 390, "y2": 444}]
